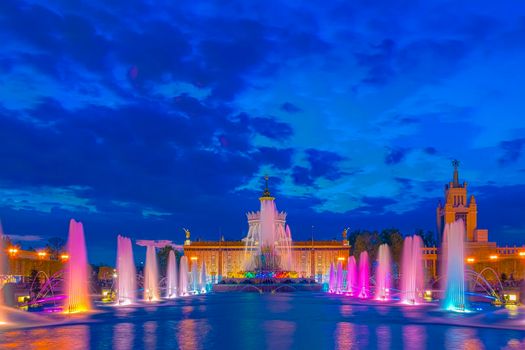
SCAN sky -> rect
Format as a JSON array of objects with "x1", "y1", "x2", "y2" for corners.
[{"x1": 1, "y1": 1, "x2": 525, "y2": 264}]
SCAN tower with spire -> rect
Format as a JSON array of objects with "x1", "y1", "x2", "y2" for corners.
[{"x1": 436, "y1": 160, "x2": 487, "y2": 243}]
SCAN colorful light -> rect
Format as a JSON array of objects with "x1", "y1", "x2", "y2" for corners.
[
  {"x1": 466, "y1": 257, "x2": 475, "y2": 263},
  {"x1": 489, "y1": 255, "x2": 498, "y2": 260}
]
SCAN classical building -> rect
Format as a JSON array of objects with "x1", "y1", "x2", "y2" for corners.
[{"x1": 183, "y1": 180, "x2": 350, "y2": 280}]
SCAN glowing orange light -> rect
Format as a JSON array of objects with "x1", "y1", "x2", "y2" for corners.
[
  {"x1": 337, "y1": 257, "x2": 345, "y2": 261},
  {"x1": 38, "y1": 251, "x2": 47, "y2": 258},
  {"x1": 190, "y1": 256, "x2": 198, "y2": 261},
  {"x1": 61, "y1": 254, "x2": 70, "y2": 261},
  {"x1": 519, "y1": 252, "x2": 525, "y2": 257},
  {"x1": 489, "y1": 255, "x2": 498, "y2": 260},
  {"x1": 8, "y1": 248, "x2": 18, "y2": 255},
  {"x1": 466, "y1": 257, "x2": 475, "y2": 263}
]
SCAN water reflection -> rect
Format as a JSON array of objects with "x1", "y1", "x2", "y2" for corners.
[
  {"x1": 113, "y1": 323, "x2": 135, "y2": 350},
  {"x1": 376, "y1": 325, "x2": 391, "y2": 350},
  {"x1": 176, "y1": 319, "x2": 210, "y2": 350},
  {"x1": 264, "y1": 320, "x2": 295, "y2": 349},
  {"x1": 445, "y1": 328, "x2": 484, "y2": 350},
  {"x1": 143, "y1": 321, "x2": 157, "y2": 349},
  {"x1": 334, "y1": 322, "x2": 356, "y2": 350},
  {"x1": 403, "y1": 325, "x2": 426, "y2": 350},
  {"x1": 1, "y1": 325, "x2": 89, "y2": 350}
]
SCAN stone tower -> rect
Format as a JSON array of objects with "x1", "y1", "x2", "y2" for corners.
[{"x1": 436, "y1": 160, "x2": 487, "y2": 243}]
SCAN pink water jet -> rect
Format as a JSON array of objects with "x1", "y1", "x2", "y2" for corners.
[
  {"x1": 358, "y1": 251, "x2": 370, "y2": 299},
  {"x1": 328, "y1": 262, "x2": 336, "y2": 293},
  {"x1": 375, "y1": 244, "x2": 391, "y2": 301},
  {"x1": 116, "y1": 235, "x2": 136, "y2": 305},
  {"x1": 166, "y1": 250, "x2": 178, "y2": 298},
  {"x1": 346, "y1": 256, "x2": 357, "y2": 296},
  {"x1": 144, "y1": 245, "x2": 159, "y2": 301},
  {"x1": 336, "y1": 261, "x2": 344, "y2": 294},
  {"x1": 401, "y1": 235, "x2": 424, "y2": 305},
  {"x1": 64, "y1": 219, "x2": 91, "y2": 313}
]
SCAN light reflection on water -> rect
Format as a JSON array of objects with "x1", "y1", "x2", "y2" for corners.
[{"x1": 1, "y1": 294, "x2": 524, "y2": 349}]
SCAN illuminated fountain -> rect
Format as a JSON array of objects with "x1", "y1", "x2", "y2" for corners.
[
  {"x1": 242, "y1": 176, "x2": 293, "y2": 274},
  {"x1": 401, "y1": 235, "x2": 424, "y2": 304},
  {"x1": 346, "y1": 256, "x2": 357, "y2": 296},
  {"x1": 64, "y1": 219, "x2": 91, "y2": 313},
  {"x1": 336, "y1": 261, "x2": 344, "y2": 294},
  {"x1": 375, "y1": 244, "x2": 391, "y2": 301},
  {"x1": 328, "y1": 263, "x2": 336, "y2": 292},
  {"x1": 166, "y1": 251, "x2": 178, "y2": 298},
  {"x1": 442, "y1": 220, "x2": 467, "y2": 312},
  {"x1": 116, "y1": 235, "x2": 137, "y2": 305},
  {"x1": 200, "y1": 261, "x2": 208, "y2": 293},
  {"x1": 357, "y1": 251, "x2": 370, "y2": 299},
  {"x1": 191, "y1": 262, "x2": 199, "y2": 293},
  {"x1": 179, "y1": 256, "x2": 189, "y2": 296},
  {"x1": 144, "y1": 245, "x2": 159, "y2": 301}
]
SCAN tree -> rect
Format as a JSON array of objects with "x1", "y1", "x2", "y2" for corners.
[
  {"x1": 46, "y1": 237, "x2": 66, "y2": 259},
  {"x1": 415, "y1": 229, "x2": 437, "y2": 247},
  {"x1": 157, "y1": 245, "x2": 183, "y2": 276}
]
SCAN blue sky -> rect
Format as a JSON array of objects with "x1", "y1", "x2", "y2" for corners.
[{"x1": 1, "y1": 1, "x2": 524, "y2": 263}]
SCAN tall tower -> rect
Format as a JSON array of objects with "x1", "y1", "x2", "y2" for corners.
[{"x1": 436, "y1": 160, "x2": 483, "y2": 243}]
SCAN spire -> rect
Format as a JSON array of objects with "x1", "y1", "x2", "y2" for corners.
[
  {"x1": 452, "y1": 159, "x2": 460, "y2": 187},
  {"x1": 259, "y1": 175, "x2": 274, "y2": 200}
]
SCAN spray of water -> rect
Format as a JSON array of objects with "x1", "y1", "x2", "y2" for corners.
[
  {"x1": 166, "y1": 250, "x2": 178, "y2": 298},
  {"x1": 375, "y1": 244, "x2": 391, "y2": 301},
  {"x1": 179, "y1": 256, "x2": 189, "y2": 296},
  {"x1": 401, "y1": 235, "x2": 424, "y2": 304},
  {"x1": 64, "y1": 219, "x2": 91, "y2": 313},
  {"x1": 442, "y1": 220, "x2": 467, "y2": 312},
  {"x1": 144, "y1": 245, "x2": 159, "y2": 302},
  {"x1": 358, "y1": 251, "x2": 370, "y2": 299},
  {"x1": 116, "y1": 235, "x2": 136, "y2": 305},
  {"x1": 346, "y1": 256, "x2": 357, "y2": 296}
]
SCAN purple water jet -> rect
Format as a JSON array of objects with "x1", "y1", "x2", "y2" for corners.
[
  {"x1": 346, "y1": 256, "x2": 357, "y2": 296},
  {"x1": 144, "y1": 245, "x2": 159, "y2": 301},
  {"x1": 166, "y1": 250, "x2": 178, "y2": 298},
  {"x1": 116, "y1": 235, "x2": 136, "y2": 305},
  {"x1": 375, "y1": 244, "x2": 391, "y2": 301},
  {"x1": 358, "y1": 251, "x2": 370, "y2": 299},
  {"x1": 328, "y1": 262, "x2": 336, "y2": 293},
  {"x1": 179, "y1": 256, "x2": 189, "y2": 296},
  {"x1": 401, "y1": 235, "x2": 424, "y2": 304},
  {"x1": 64, "y1": 219, "x2": 91, "y2": 313},
  {"x1": 336, "y1": 261, "x2": 344, "y2": 294}
]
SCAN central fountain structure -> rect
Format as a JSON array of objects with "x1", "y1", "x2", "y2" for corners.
[
  {"x1": 442, "y1": 220, "x2": 467, "y2": 312},
  {"x1": 242, "y1": 176, "x2": 294, "y2": 276},
  {"x1": 64, "y1": 219, "x2": 91, "y2": 313}
]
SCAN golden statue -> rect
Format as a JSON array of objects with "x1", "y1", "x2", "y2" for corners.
[{"x1": 183, "y1": 228, "x2": 190, "y2": 240}]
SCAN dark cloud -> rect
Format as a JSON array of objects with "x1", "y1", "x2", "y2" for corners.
[
  {"x1": 385, "y1": 147, "x2": 409, "y2": 165},
  {"x1": 281, "y1": 102, "x2": 302, "y2": 113},
  {"x1": 250, "y1": 117, "x2": 294, "y2": 140},
  {"x1": 499, "y1": 138, "x2": 525, "y2": 165}
]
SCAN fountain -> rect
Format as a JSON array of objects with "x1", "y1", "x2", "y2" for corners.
[
  {"x1": 143, "y1": 245, "x2": 159, "y2": 301},
  {"x1": 200, "y1": 261, "x2": 208, "y2": 293},
  {"x1": 64, "y1": 219, "x2": 91, "y2": 313},
  {"x1": 243, "y1": 176, "x2": 293, "y2": 273},
  {"x1": 401, "y1": 235, "x2": 424, "y2": 304},
  {"x1": 191, "y1": 262, "x2": 199, "y2": 293},
  {"x1": 179, "y1": 256, "x2": 189, "y2": 296},
  {"x1": 375, "y1": 244, "x2": 391, "y2": 301},
  {"x1": 328, "y1": 263, "x2": 336, "y2": 293},
  {"x1": 116, "y1": 235, "x2": 137, "y2": 305},
  {"x1": 442, "y1": 220, "x2": 467, "y2": 312},
  {"x1": 357, "y1": 251, "x2": 370, "y2": 299},
  {"x1": 336, "y1": 261, "x2": 344, "y2": 294},
  {"x1": 166, "y1": 250, "x2": 178, "y2": 298},
  {"x1": 346, "y1": 256, "x2": 357, "y2": 296}
]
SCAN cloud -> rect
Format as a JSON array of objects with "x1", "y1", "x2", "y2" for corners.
[
  {"x1": 385, "y1": 148, "x2": 409, "y2": 165},
  {"x1": 499, "y1": 138, "x2": 525, "y2": 165},
  {"x1": 281, "y1": 102, "x2": 302, "y2": 113},
  {"x1": 6, "y1": 234, "x2": 44, "y2": 242}
]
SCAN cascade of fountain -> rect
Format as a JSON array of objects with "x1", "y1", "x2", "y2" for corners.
[
  {"x1": 64, "y1": 219, "x2": 91, "y2": 313},
  {"x1": 144, "y1": 245, "x2": 159, "y2": 301},
  {"x1": 375, "y1": 244, "x2": 391, "y2": 301},
  {"x1": 358, "y1": 251, "x2": 370, "y2": 298},
  {"x1": 191, "y1": 262, "x2": 199, "y2": 293},
  {"x1": 243, "y1": 177, "x2": 293, "y2": 272},
  {"x1": 328, "y1": 263, "x2": 336, "y2": 292},
  {"x1": 0, "y1": 221, "x2": 6, "y2": 324},
  {"x1": 116, "y1": 235, "x2": 137, "y2": 305},
  {"x1": 336, "y1": 261, "x2": 344, "y2": 294},
  {"x1": 166, "y1": 250, "x2": 178, "y2": 298},
  {"x1": 346, "y1": 256, "x2": 357, "y2": 296},
  {"x1": 179, "y1": 256, "x2": 189, "y2": 296},
  {"x1": 442, "y1": 220, "x2": 467, "y2": 311},
  {"x1": 200, "y1": 261, "x2": 208, "y2": 293},
  {"x1": 401, "y1": 235, "x2": 424, "y2": 304}
]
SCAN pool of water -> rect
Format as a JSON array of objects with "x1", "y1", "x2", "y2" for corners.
[{"x1": 2, "y1": 293, "x2": 525, "y2": 349}]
